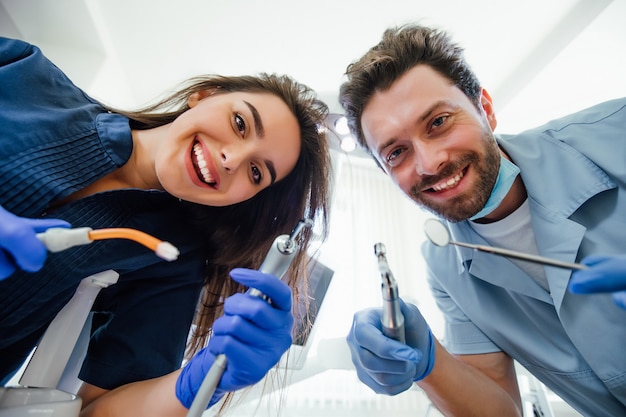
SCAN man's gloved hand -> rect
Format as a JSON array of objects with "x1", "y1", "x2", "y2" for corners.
[
  {"x1": 0, "y1": 205, "x2": 70, "y2": 280},
  {"x1": 569, "y1": 255, "x2": 626, "y2": 310},
  {"x1": 346, "y1": 299, "x2": 435, "y2": 395},
  {"x1": 176, "y1": 268, "x2": 294, "y2": 409}
]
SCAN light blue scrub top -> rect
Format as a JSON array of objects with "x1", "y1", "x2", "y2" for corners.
[{"x1": 422, "y1": 98, "x2": 626, "y2": 417}]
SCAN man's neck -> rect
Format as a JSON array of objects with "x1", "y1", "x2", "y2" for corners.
[{"x1": 473, "y1": 175, "x2": 527, "y2": 224}]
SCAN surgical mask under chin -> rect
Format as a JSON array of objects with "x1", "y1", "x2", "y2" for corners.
[{"x1": 470, "y1": 156, "x2": 520, "y2": 221}]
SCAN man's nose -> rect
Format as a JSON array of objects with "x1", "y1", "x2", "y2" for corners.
[{"x1": 414, "y1": 142, "x2": 448, "y2": 176}]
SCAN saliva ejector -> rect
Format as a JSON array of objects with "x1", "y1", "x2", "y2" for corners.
[
  {"x1": 186, "y1": 219, "x2": 314, "y2": 417},
  {"x1": 374, "y1": 242, "x2": 406, "y2": 343},
  {"x1": 37, "y1": 226, "x2": 179, "y2": 261}
]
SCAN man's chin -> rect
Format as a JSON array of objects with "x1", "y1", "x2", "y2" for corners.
[{"x1": 419, "y1": 199, "x2": 484, "y2": 223}]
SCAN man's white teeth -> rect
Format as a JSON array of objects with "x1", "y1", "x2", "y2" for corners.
[
  {"x1": 193, "y1": 143, "x2": 215, "y2": 184},
  {"x1": 432, "y1": 172, "x2": 463, "y2": 191}
]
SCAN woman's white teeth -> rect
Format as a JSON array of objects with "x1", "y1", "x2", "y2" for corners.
[
  {"x1": 432, "y1": 172, "x2": 463, "y2": 191},
  {"x1": 193, "y1": 143, "x2": 215, "y2": 184}
]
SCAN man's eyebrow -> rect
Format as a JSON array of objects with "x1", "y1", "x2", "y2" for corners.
[
  {"x1": 265, "y1": 160, "x2": 277, "y2": 185},
  {"x1": 375, "y1": 100, "x2": 456, "y2": 156},
  {"x1": 418, "y1": 100, "x2": 452, "y2": 123},
  {"x1": 244, "y1": 100, "x2": 265, "y2": 138},
  {"x1": 376, "y1": 137, "x2": 397, "y2": 161}
]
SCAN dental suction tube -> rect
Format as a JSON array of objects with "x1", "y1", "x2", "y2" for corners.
[
  {"x1": 374, "y1": 243, "x2": 406, "y2": 344},
  {"x1": 186, "y1": 219, "x2": 313, "y2": 417}
]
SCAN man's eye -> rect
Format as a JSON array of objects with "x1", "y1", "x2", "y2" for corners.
[
  {"x1": 234, "y1": 114, "x2": 246, "y2": 136},
  {"x1": 251, "y1": 164, "x2": 262, "y2": 184},
  {"x1": 432, "y1": 115, "x2": 448, "y2": 129},
  {"x1": 386, "y1": 148, "x2": 405, "y2": 167}
]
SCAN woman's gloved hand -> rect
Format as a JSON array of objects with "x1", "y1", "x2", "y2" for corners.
[
  {"x1": 569, "y1": 255, "x2": 626, "y2": 310},
  {"x1": 0, "y1": 205, "x2": 70, "y2": 280},
  {"x1": 346, "y1": 299, "x2": 435, "y2": 395},
  {"x1": 176, "y1": 268, "x2": 294, "y2": 409}
]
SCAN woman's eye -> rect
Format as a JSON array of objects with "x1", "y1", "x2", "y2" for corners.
[
  {"x1": 234, "y1": 113, "x2": 246, "y2": 136},
  {"x1": 251, "y1": 164, "x2": 262, "y2": 184}
]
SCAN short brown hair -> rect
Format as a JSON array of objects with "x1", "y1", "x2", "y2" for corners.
[{"x1": 339, "y1": 23, "x2": 481, "y2": 154}]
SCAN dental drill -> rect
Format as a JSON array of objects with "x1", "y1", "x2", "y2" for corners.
[
  {"x1": 374, "y1": 242, "x2": 406, "y2": 344},
  {"x1": 186, "y1": 219, "x2": 314, "y2": 417}
]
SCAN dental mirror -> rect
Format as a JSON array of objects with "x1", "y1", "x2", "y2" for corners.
[{"x1": 423, "y1": 218, "x2": 587, "y2": 271}]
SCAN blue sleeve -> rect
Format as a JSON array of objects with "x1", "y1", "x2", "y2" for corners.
[
  {"x1": 0, "y1": 37, "x2": 33, "y2": 67},
  {"x1": 0, "y1": 36, "x2": 107, "y2": 156},
  {"x1": 545, "y1": 98, "x2": 626, "y2": 183},
  {"x1": 510, "y1": 98, "x2": 626, "y2": 185}
]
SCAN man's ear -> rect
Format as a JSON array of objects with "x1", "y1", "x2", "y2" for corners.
[
  {"x1": 480, "y1": 88, "x2": 497, "y2": 131},
  {"x1": 187, "y1": 89, "x2": 215, "y2": 108}
]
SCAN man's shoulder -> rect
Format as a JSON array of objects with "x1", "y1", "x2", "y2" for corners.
[{"x1": 510, "y1": 98, "x2": 626, "y2": 139}]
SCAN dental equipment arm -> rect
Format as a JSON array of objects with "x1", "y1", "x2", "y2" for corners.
[
  {"x1": 374, "y1": 242, "x2": 405, "y2": 343},
  {"x1": 184, "y1": 219, "x2": 312, "y2": 417}
]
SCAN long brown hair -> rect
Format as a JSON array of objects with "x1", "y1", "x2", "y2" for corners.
[{"x1": 109, "y1": 73, "x2": 332, "y2": 357}]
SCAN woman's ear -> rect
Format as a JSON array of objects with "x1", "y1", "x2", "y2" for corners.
[
  {"x1": 480, "y1": 88, "x2": 497, "y2": 131},
  {"x1": 187, "y1": 89, "x2": 215, "y2": 108}
]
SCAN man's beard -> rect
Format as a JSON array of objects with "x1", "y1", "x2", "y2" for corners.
[{"x1": 408, "y1": 136, "x2": 500, "y2": 222}]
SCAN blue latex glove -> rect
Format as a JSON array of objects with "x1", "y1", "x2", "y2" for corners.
[
  {"x1": 0, "y1": 205, "x2": 70, "y2": 280},
  {"x1": 176, "y1": 267, "x2": 294, "y2": 409},
  {"x1": 569, "y1": 255, "x2": 626, "y2": 310},
  {"x1": 347, "y1": 299, "x2": 435, "y2": 395}
]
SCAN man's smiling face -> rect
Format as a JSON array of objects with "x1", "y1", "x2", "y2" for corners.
[{"x1": 361, "y1": 65, "x2": 501, "y2": 222}]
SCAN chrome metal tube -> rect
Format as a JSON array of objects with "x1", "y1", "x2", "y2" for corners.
[{"x1": 374, "y1": 243, "x2": 405, "y2": 344}]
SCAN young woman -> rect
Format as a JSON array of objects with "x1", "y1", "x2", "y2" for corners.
[{"x1": 0, "y1": 36, "x2": 332, "y2": 416}]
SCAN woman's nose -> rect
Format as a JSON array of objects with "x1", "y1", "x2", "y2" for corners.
[{"x1": 220, "y1": 146, "x2": 247, "y2": 173}]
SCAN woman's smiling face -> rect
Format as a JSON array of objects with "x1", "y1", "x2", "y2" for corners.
[{"x1": 155, "y1": 90, "x2": 301, "y2": 206}]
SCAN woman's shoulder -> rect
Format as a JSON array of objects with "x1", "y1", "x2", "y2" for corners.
[{"x1": 0, "y1": 37, "x2": 35, "y2": 66}]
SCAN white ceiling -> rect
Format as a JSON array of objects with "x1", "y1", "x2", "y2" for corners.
[{"x1": 1, "y1": 0, "x2": 625, "y2": 143}]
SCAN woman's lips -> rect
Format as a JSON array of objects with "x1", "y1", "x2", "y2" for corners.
[{"x1": 190, "y1": 139, "x2": 219, "y2": 188}]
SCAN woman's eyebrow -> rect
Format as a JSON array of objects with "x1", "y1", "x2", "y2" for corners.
[
  {"x1": 243, "y1": 100, "x2": 275, "y2": 184},
  {"x1": 265, "y1": 160, "x2": 277, "y2": 185},
  {"x1": 244, "y1": 100, "x2": 265, "y2": 138}
]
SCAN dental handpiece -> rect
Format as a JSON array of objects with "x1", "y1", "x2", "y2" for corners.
[
  {"x1": 248, "y1": 218, "x2": 313, "y2": 299},
  {"x1": 186, "y1": 219, "x2": 313, "y2": 417},
  {"x1": 374, "y1": 242, "x2": 406, "y2": 344}
]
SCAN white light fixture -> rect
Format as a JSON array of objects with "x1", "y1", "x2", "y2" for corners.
[
  {"x1": 340, "y1": 135, "x2": 356, "y2": 152},
  {"x1": 333, "y1": 116, "x2": 350, "y2": 135},
  {"x1": 324, "y1": 113, "x2": 368, "y2": 158}
]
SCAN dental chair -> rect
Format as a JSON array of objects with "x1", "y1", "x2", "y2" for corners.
[{"x1": 0, "y1": 270, "x2": 119, "y2": 417}]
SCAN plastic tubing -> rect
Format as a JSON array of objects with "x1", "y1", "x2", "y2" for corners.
[
  {"x1": 37, "y1": 227, "x2": 179, "y2": 261},
  {"x1": 88, "y1": 228, "x2": 179, "y2": 261}
]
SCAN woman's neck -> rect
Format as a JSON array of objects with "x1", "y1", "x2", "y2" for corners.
[{"x1": 49, "y1": 125, "x2": 168, "y2": 208}]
